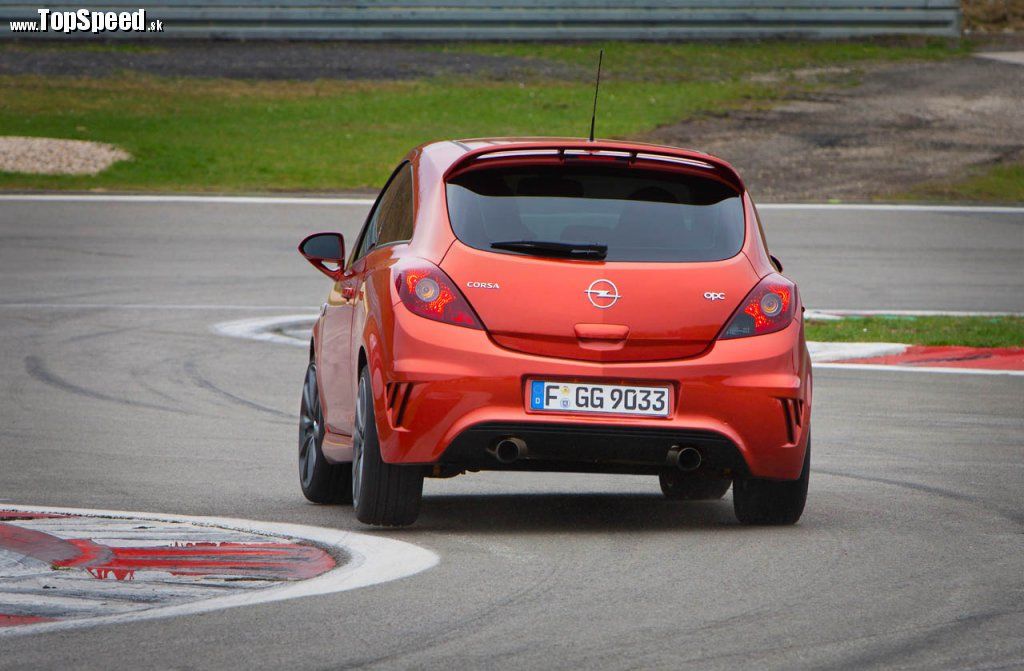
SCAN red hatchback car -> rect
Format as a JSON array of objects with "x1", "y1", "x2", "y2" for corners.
[{"x1": 297, "y1": 138, "x2": 811, "y2": 527}]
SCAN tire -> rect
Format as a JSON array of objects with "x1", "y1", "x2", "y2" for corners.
[
  {"x1": 298, "y1": 359, "x2": 353, "y2": 504},
  {"x1": 659, "y1": 472, "x2": 732, "y2": 500},
  {"x1": 733, "y1": 435, "x2": 810, "y2": 526},
  {"x1": 352, "y1": 367, "x2": 424, "y2": 526}
]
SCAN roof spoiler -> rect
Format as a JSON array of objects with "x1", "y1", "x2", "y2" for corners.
[{"x1": 443, "y1": 141, "x2": 745, "y2": 192}]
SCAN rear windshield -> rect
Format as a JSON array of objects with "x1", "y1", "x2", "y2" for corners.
[{"x1": 445, "y1": 165, "x2": 744, "y2": 262}]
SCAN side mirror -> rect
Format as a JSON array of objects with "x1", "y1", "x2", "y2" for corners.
[
  {"x1": 298, "y1": 232, "x2": 345, "y2": 281},
  {"x1": 770, "y1": 254, "x2": 783, "y2": 272}
]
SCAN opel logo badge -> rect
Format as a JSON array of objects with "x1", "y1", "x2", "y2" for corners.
[{"x1": 584, "y1": 279, "x2": 621, "y2": 309}]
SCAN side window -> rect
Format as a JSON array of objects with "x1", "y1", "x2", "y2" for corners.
[
  {"x1": 354, "y1": 210, "x2": 379, "y2": 261},
  {"x1": 376, "y1": 164, "x2": 414, "y2": 246},
  {"x1": 352, "y1": 162, "x2": 413, "y2": 263}
]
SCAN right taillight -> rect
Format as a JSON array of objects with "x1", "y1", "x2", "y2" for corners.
[
  {"x1": 394, "y1": 260, "x2": 484, "y2": 330},
  {"x1": 720, "y1": 274, "x2": 797, "y2": 339}
]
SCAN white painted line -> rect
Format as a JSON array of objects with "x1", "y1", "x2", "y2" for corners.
[
  {"x1": 0, "y1": 194, "x2": 376, "y2": 205},
  {"x1": 213, "y1": 314, "x2": 316, "y2": 347},
  {"x1": 975, "y1": 51, "x2": 1024, "y2": 67},
  {"x1": 758, "y1": 203, "x2": 1024, "y2": 214},
  {"x1": 0, "y1": 194, "x2": 1021, "y2": 214},
  {"x1": 0, "y1": 303, "x2": 315, "y2": 311},
  {"x1": 807, "y1": 341, "x2": 908, "y2": 362},
  {"x1": 804, "y1": 310, "x2": 844, "y2": 321},
  {"x1": 0, "y1": 504, "x2": 439, "y2": 638},
  {"x1": 814, "y1": 363, "x2": 1024, "y2": 377}
]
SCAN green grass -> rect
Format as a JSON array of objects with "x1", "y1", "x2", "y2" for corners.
[
  {"x1": 0, "y1": 40, "x2": 967, "y2": 192},
  {"x1": 0, "y1": 75, "x2": 772, "y2": 191},
  {"x1": 896, "y1": 162, "x2": 1024, "y2": 204},
  {"x1": 805, "y1": 315, "x2": 1024, "y2": 348}
]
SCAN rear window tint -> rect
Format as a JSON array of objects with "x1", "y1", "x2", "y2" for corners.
[{"x1": 445, "y1": 165, "x2": 744, "y2": 262}]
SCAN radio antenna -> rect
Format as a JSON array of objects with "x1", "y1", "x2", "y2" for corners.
[{"x1": 588, "y1": 49, "x2": 604, "y2": 142}]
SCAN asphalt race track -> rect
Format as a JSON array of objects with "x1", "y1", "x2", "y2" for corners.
[{"x1": 1, "y1": 198, "x2": 1022, "y2": 669}]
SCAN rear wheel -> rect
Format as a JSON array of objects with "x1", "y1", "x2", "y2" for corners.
[
  {"x1": 732, "y1": 435, "x2": 810, "y2": 525},
  {"x1": 352, "y1": 367, "x2": 424, "y2": 526},
  {"x1": 659, "y1": 472, "x2": 731, "y2": 500},
  {"x1": 298, "y1": 360, "x2": 353, "y2": 504}
]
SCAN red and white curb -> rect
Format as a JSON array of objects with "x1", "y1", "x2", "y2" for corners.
[
  {"x1": 0, "y1": 505, "x2": 438, "y2": 637},
  {"x1": 812, "y1": 344, "x2": 1024, "y2": 375},
  {"x1": 805, "y1": 310, "x2": 1024, "y2": 376},
  {"x1": 213, "y1": 314, "x2": 1024, "y2": 376}
]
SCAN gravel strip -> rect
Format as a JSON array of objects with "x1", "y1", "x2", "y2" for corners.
[
  {"x1": 0, "y1": 136, "x2": 130, "y2": 175},
  {"x1": 648, "y1": 57, "x2": 1024, "y2": 201}
]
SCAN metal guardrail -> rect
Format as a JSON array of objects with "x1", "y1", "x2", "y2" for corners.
[{"x1": 1, "y1": 0, "x2": 963, "y2": 40}]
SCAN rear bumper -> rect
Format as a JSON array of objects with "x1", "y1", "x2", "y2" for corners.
[
  {"x1": 372, "y1": 307, "x2": 812, "y2": 481},
  {"x1": 440, "y1": 422, "x2": 748, "y2": 476}
]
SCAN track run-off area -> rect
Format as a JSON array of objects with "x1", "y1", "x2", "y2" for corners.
[{"x1": 0, "y1": 197, "x2": 1021, "y2": 669}]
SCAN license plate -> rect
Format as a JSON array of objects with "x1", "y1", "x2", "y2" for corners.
[{"x1": 528, "y1": 380, "x2": 671, "y2": 417}]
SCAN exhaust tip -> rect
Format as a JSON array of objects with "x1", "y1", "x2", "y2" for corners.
[
  {"x1": 493, "y1": 437, "x2": 527, "y2": 464},
  {"x1": 670, "y1": 445, "x2": 702, "y2": 472}
]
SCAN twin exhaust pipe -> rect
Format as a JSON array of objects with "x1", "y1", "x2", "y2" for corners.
[
  {"x1": 492, "y1": 437, "x2": 528, "y2": 464},
  {"x1": 491, "y1": 437, "x2": 702, "y2": 472},
  {"x1": 669, "y1": 445, "x2": 702, "y2": 472}
]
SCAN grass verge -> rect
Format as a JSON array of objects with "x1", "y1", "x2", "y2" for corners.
[
  {"x1": 0, "y1": 40, "x2": 966, "y2": 192},
  {"x1": 805, "y1": 315, "x2": 1024, "y2": 348},
  {"x1": 896, "y1": 162, "x2": 1024, "y2": 204},
  {"x1": 0, "y1": 75, "x2": 771, "y2": 191}
]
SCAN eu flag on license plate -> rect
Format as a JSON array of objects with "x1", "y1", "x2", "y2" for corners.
[{"x1": 530, "y1": 380, "x2": 545, "y2": 410}]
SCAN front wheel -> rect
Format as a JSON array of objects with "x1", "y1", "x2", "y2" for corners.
[
  {"x1": 298, "y1": 360, "x2": 353, "y2": 504},
  {"x1": 352, "y1": 367, "x2": 424, "y2": 526},
  {"x1": 732, "y1": 435, "x2": 810, "y2": 525}
]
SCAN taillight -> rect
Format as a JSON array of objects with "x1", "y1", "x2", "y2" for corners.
[
  {"x1": 394, "y1": 261, "x2": 484, "y2": 330},
  {"x1": 720, "y1": 274, "x2": 796, "y2": 339}
]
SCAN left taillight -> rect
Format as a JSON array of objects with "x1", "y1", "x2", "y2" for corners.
[
  {"x1": 719, "y1": 274, "x2": 797, "y2": 340},
  {"x1": 394, "y1": 261, "x2": 484, "y2": 330}
]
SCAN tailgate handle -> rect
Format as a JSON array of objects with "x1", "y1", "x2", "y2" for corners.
[{"x1": 574, "y1": 324, "x2": 629, "y2": 341}]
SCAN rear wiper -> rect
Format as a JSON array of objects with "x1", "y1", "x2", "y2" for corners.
[{"x1": 490, "y1": 240, "x2": 607, "y2": 260}]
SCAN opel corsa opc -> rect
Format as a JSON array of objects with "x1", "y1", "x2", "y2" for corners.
[{"x1": 297, "y1": 139, "x2": 812, "y2": 527}]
